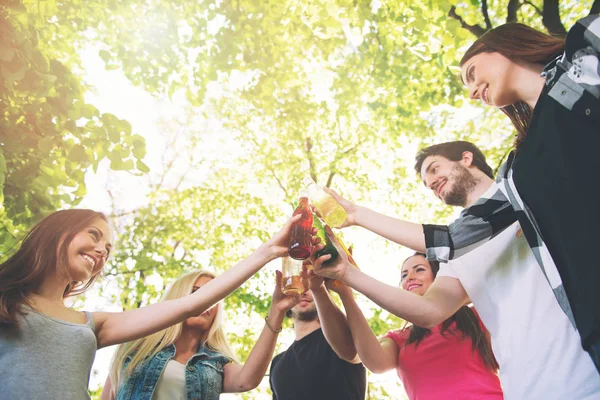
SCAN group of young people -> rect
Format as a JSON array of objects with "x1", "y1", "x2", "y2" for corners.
[{"x1": 1, "y1": 13, "x2": 599, "y2": 400}]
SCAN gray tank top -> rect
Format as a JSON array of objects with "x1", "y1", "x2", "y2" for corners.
[{"x1": 0, "y1": 306, "x2": 97, "y2": 400}]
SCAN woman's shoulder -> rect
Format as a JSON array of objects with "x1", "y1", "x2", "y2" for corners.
[{"x1": 384, "y1": 326, "x2": 411, "y2": 346}]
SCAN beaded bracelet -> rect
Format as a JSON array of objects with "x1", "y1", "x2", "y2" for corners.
[{"x1": 264, "y1": 316, "x2": 282, "y2": 333}]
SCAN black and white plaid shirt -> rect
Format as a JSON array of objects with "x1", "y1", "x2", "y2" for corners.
[{"x1": 423, "y1": 14, "x2": 600, "y2": 328}]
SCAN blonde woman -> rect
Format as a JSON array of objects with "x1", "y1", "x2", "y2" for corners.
[{"x1": 102, "y1": 269, "x2": 299, "y2": 400}]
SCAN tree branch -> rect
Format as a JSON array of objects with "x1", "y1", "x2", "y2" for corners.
[
  {"x1": 542, "y1": 0, "x2": 567, "y2": 37},
  {"x1": 325, "y1": 171, "x2": 336, "y2": 188},
  {"x1": 507, "y1": 0, "x2": 520, "y2": 23},
  {"x1": 591, "y1": 0, "x2": 600, "y2": 15},
  {"x1": 522, "y1": 0, "x2": 542, "y2": 16},
  {"x1": 305, "y1": 137, "x2": 318, "y2": 183},
  {"x1": 448, "y1": 6, "x2": 486, "y2": 37},
  {"x1": 481, "y1": 0, "x2": 492, "y2": 30},
  {"x1": 268, "y1": 166, "x2": 289, "y2": 199}
]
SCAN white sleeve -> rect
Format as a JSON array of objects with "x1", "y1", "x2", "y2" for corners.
[{"x1": 436, "y1": 260, "x2": 459, "y2": 279}]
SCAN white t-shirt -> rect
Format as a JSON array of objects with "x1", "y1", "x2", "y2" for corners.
[
  {"x1": 438, "y1": 221, "x2": 600, "y2": 400},
  {"x1": 152, "y1": 360, "x2": 186, "y2": 400}
]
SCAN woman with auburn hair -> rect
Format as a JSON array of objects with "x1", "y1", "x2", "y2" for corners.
[
  {"x1": 456, "y1": 15, "x2": 600, "y2": 371},
  {"x1": 102, "y1": 269, "x2": 298, "y2": 400},
  {"x1": 0, "y1": 209, "x2": 303, "y2": 399},
  {"x1": 318, "y1": 253, "x2": 502, "y2": 400}
]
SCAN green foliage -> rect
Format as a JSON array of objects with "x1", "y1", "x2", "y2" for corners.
[
  {"x1": 0, "y1": 1, "x2": 147, "y2": 255},
  {"x1": 2, "y1": 1, "x2": 596, "y2": 398}
]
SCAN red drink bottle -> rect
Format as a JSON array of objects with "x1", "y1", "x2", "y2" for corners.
[{"x1": 288, "y1": 191, "x2": 313, "y2": 260}]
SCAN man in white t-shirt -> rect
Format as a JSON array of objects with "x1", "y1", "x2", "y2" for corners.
[{"x1": 310, "y1": 141, "x2": 600, "y2": 399}]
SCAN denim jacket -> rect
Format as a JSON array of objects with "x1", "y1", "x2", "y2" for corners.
[{"x1": 116, "y1": 344, "x2": 231, "y2": 400}]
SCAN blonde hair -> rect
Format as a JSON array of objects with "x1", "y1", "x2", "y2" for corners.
[{"x1": 108, "y1": 270, "x2": 239, "y2": 395}]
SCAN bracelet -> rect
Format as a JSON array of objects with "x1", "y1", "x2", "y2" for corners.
[{"x1": 264, "y1": 316, "x2": 282, "y2": 333}]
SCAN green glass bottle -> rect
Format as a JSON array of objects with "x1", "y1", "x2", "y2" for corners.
[{"x1": 313, "y1": 214, "x2": 339, "y2": 265}]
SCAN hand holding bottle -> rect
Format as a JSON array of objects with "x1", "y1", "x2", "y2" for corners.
[
  {"x1": 301, "y1": 263, "x2": 326, "y2": 291},
  {"x1": 321, "y1": 187, "x2": 359, "y2": 228},
  {"x1": 272, "y1": 270, "x2": 301, "y2": 313},
  {"x1": 310, "y1": 226, "x2": 354, "y2": 282},
  {"x1": 263, "y1": 215, "x2": 303, "y2": 259}
]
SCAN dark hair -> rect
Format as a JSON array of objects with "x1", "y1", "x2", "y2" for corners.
[
  {"x1": 401, "y1": 253, "x2": 499, "y2": 371},
  {"x1": 460, "y1": 23, "x2": 565, "y2": 149},
  {"x1": 0, "y1": 209, "x2": 109, "y2": 327},
  {"x1": 414, "y1": 141, "x2": 494, "y2": 180}
]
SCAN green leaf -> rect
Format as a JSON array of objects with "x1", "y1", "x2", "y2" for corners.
[
  {"x1": 0, "y1": 150, "x2": 6, "y2": 187},
  {"x1": 68, "y1": 145, "x2": 88, "y2": 163},
  {"x1": 136, "y1": 159, "x2": 150, "y2": 173},
  {"x1": 99, "y1": 49, "x2": 110, "y2": 62},
  {"x1": 81, "y1": 104, "x2": 99, "y2": 119},
  {"x1": 110, "y1": 158, "x2": 135, "y2": 171}
]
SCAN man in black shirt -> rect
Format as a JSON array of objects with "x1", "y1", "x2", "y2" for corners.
[{"x1": 269, "y1": 271, "x2": 366, "y2": 400}]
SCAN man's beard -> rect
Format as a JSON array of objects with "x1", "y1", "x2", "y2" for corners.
[
  {"x1": 443, "y1": 163, "x2": 479, "y2": 207},
  {"x1": 293, "y1": 308, "x2": 319, "y2": 322}
]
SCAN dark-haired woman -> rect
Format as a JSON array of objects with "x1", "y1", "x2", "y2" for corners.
[
  {"x1": 457, "y1": 15, "x2": 600, "y2": 371},
  {"x1": 330, "y1": 253, "x2": 502, "y2": 400}
]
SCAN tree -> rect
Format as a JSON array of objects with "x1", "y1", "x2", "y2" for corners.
[
  {"x1": 0, "y1": 1, "x2": 148, "y2": 254},
  {"x1": 2, "y1": 1, "x2": 597, "y2": 398}
]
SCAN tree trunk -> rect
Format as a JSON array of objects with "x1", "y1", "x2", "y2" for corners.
[
  {"x1": 507, "y1": 0, "x2": 520, "y2": 23},
  {"x1": 542, "y1": 0, "x2": 567, "y2": 37},
  {"x1": 448, "y1": 6, "x2": 486, "y2": 37}
]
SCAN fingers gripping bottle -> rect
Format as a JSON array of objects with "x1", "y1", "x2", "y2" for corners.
[
  {"x1": 303, "y1": 177, "x2": 347, "y2": 228},
  {"x1": 313, "y1": 215, "x2": 339, "y2": 265},
  {"x1": 288, "y1": 190, "x2": 313, "y2": 260}
]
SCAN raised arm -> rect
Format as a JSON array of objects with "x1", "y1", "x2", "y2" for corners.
[
  {"x1": 303, "y1": 266, "x2": 359, "y2": 363},
  {"x1": 333, "y1": 282, "x2": 398, "y2": 373},
  {"x1": 223, "y1": 270, "x2": 299, "y2": 393},
  {"x1": 324, "y1": 188, "x2": 425, "y2": 253},
  {"x1": 93, "y1": 215, "x2": 301, "y2": 349},
  {"x1": 311, "y1": 228, "x2": 469, "y2": 328}
]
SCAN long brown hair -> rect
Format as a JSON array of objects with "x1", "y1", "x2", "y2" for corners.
[
  {"x1": 460, "y1": 23, "x2": 565, "y2": 149},
  {"x1": 0, "y1": 209, "x2": 109, "y2": 327},
  {"x1": 402, "y1": 253, "x2": 499, "y2": 371}
]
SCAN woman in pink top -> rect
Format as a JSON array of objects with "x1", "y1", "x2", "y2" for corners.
[{"x1": 328, "y1": 253, "x2": 502, "y2": 400}]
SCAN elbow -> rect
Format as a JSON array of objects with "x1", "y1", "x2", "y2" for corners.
[
  {"x1": 233, "y1": 371, "x2": 263, "y2": 393},
  {"x1": 363, "y1": 360, "x2": 392, "y2": 375},
  {"x1": 236, "y1": 379, "x2": 261, "y2": 393}
]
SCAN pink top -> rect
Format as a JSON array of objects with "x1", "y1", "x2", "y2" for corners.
[{"x1": 385, "y1": 317, "x2": 503, "y2": 400}]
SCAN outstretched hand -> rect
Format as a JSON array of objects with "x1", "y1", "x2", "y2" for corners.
[
  {"x1": 322, "y1": 187, "x2": 358, "y2": 228},
  {"x1": 266, "y1": 215, "x2": 319, "y2": 259},
  {"x1": 310, "y1": 226, "x2": 352, "y2": 282},
  {"x1": 272, "y1": 270, "x2": 301, "y2": 313}
]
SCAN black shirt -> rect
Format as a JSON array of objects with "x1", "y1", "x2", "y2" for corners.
[
  {"x1": 512, "y1": 20, "x2": 600, "y2": 349},
  {"x1": 269, "y1": 328, "x2": 366, "y2": 400}
]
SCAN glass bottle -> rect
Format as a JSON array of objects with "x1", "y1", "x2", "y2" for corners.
[
  {"x1": 303, "y1": 177, "x2": 347, "y2": 228},
  {"x1": 281, "y1": 256, "x2": 306, "y2": 295},
  {"x1": 288, "y1": 190, "x2": 313, "y2": 260}
]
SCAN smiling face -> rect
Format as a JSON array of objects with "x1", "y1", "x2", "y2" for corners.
[
  {"x1": 461, "y1": 51, "x2": 520, "y2": 108},
  {"x1": 400, "y1": 255, "x2": 435, "y2": 296},
  {"x1": 420, "y1": 155, "x2": 478, "y2": 207},
  {"x1": 65, "y1": 217, "x2": 113, "y2": 282},
  {"x1": 183, "y1": 275, "x2": 219, "y2": 331}
]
